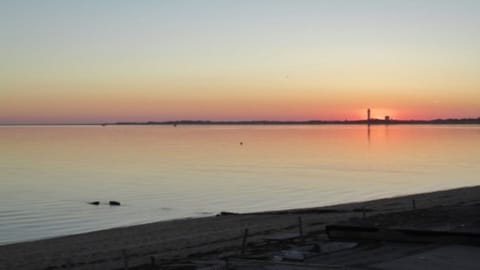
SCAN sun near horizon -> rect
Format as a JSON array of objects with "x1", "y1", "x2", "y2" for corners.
[{"x1": 2, "y1": 1, "x2": 480, "y2": 124}]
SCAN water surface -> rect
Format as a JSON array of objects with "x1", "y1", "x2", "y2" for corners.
[{"x1": 1, "y1": 125, "x2": 479, "y2": 244}]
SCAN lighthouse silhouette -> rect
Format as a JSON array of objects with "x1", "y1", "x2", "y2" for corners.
[{"x1": 367, "y1": 108, "x2": 371, "y2": 123}]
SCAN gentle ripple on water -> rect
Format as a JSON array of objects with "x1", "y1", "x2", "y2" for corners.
[{"x1": 1, "y1": 125, "x2": 480, "y2": 244}]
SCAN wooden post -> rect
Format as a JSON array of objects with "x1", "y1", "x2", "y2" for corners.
[
  {"x1": 241, "y1": 228, "x2": 249, "y2": 255},
  {"x1": 150, "y1": 255, "x2": 156, "y2": 269},
  {"x1": 226, "y1": 257, "x2": 230, "y2": 269},
  {"x1": 122, "y1": 249, "x2": 129, "y2": 270},
  {"x1": 298, "y1": 216, "x2": 304, "y2": 238}
]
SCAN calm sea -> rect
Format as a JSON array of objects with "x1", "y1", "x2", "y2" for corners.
[{"x1": 1, "y1": 125, "x2": 479, "y2": 244}]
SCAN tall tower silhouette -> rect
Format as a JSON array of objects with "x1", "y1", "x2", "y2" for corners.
[{"x1": 367, "y1": 108, "x2": 371, "y2": 123}]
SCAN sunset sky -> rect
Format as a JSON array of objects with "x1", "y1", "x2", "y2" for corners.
[{"x1": 1, "y1": 0, "x2": 480, "y2": 124}]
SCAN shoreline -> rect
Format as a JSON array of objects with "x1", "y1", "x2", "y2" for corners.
[
  {"x1": 1, "y1": 185, "x2": 479, "y2": 269},
  {"x1": 1, "y1": 117, "x2": 480, "y2": 126},
  {"x1": 1, "y1": 185, "x2": 476, "y2": 246},
  {"x1": 2, "y1": 123, "x2": 480, "y2": 127}
]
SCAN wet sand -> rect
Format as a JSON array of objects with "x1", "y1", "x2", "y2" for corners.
[{"x1": 1, "y1": 185, "x2": 479, "y2": 270}]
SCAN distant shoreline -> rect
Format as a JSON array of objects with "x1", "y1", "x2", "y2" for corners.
[{"x1": 2, "y1": 117, "x2": 480, "y2": 126}]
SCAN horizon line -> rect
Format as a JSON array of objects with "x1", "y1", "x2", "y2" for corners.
[{"x1": 1, "y1": 117, "x2": 480, "y2": 126}]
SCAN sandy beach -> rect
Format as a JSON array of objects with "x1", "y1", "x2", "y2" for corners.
[{"x1": 1, "y1": 185, "x2": 479, "y2": 270}]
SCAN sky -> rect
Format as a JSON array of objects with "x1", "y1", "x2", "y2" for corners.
[{"x1": 1, "y1": 0, "x2": 480, "y2": 123}]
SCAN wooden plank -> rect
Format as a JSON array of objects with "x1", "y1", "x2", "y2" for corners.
[
  {"x1": 264, "y1": 232, "x2": 301, "y2": 242},
  {"x1": 326, "y1": 225, "x2": 480, "y2": 245}
]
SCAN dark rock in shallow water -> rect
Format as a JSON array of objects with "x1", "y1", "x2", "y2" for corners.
[
  {"x1": 109, "y1": 201, "x2": 121, "y2": 206},
  {"x1": 88, "y1": 201, "x2": 100, "y2": 205}
]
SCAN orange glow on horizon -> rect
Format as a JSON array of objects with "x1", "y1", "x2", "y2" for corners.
[{"x1": 2, "y1": 76, "x2": 479, "y2": 123}]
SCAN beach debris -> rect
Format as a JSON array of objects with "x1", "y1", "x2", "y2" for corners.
[
  {"x1": 217, "y1": 211, "x2": 239, "y2": 216},
  {"x1": 281, "y1": 249, "x2": 305, "y2": 261},
  {"x1": 272, "y1": 255, "x2": 283, "y2": 262},
  {"x1": 240, "y1": 141, "x2": 243, "y2": 145},
  {"x1": 264, "y1": 232, "x2": 302, "y2": 244},
  {"x1": 88, "y1": 201, "x2": 100, "y2": 205},
  {"x1": 318, "y1": 241, "x2": 358, "y2": 254},
  {"x1": 109, "y1": 201, "x2": 121, "y2": 206}
]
